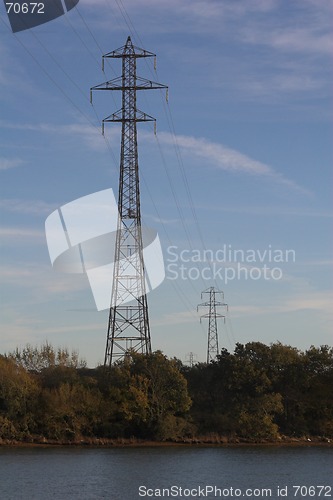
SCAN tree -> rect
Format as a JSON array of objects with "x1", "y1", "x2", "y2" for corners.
[
  {"x1": 302, "y1": 346, "x2": 333, "y2": 436},
  {"x1": 99, "y1": 351, "x2": 192, "y2": 440},
  {"x1": 38, "y1": 382, "x2": 103, "y2": 440},
  {"x1": 0, "y1": 355, "x2": 39, "y2": 439},
  {"x1": 186, "y1": 344, "x2": 284, "y2": 439},
  {"x1": 8, "y1": 342, "x2": 86, "y2": 372}
]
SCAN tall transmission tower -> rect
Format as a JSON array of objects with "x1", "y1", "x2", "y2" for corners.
[
  {"x1": 197, "y1": 287, "x2": 228, "y2": 363},
  {"x1": 91, "y1": 37, "x2": 167, "y2": 366}
]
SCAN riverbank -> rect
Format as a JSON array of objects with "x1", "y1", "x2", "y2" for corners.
[{"x1": 1, "y1": 434, "x2": 332, "y2": 448}]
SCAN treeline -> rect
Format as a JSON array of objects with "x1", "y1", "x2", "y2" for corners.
[
  {"x1": 185, "y1": 343, "x2": 333, "y2": 440},
  {"x1": 0, "y1": 342, "x2": 332, "y2": 443}
]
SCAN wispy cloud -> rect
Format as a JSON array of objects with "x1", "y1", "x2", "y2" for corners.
[
  {"x1": 195, "y1": 203, "x2": 333, "y2": 218},
  {"x1": 0, "y1": 318, "x2": 102, "y2": 355},
  {"x1": 0, "y1": 120, "x2": 118, "y2": 152},
  {"x1": 0, "y1": 227, "x2": 44, "y2": 240},
  {"x1": 0, "y1": 158, "x2": 25, "y2": 170},
  {"x1": 156, "y1": 132, "x2": 310, "y2": 195},
  {"x1": 6, "y1": 120, "x2": 307, "y2": 196},
  {"x1": 88, "y1": 0, "x2": 331, "y2": 57},
  {"x1": 145, "y1": 214, "x2": 179, "y2": 225},
  {"x1": 153, "y1": 287, "x2": 332, "y2": 327},
  {"x1": 88, "y1": 0, "x2": 278, "y2": 30},
  {"x1": 0, "y1": 199, "x2": 58, "y2": 215},
  {"x1": 301, "y1": 259, "x2": 333, "y2": 267},
  {"x1": 286, "y1": 292, "x2": 333, "y2": 314},
  {"x1": 151, "y1": 310, "x2": 198, "y2": 328},
  {"x1": 233, "y1": 289, "x2": 333, "y2": 317},
  {"x1": 98, "y1": 0, "x2": 331, "y2": 101},
  {"x1": 0, "y1": 263, "x2": 87, "y2": 296},
  {"x1": 256, "y1": 29, "x2": 332, "y2": 56}
]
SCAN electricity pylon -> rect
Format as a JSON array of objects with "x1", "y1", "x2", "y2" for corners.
[
  {"x1": 185, "y1": 352, "x2": 197, "y2": 367},
  {"x1": 197, "y1": 287, "x2": 228, "y2": 363},
  {"x1": 90, "y1": 37, "x2": 167, "y2": 366}
]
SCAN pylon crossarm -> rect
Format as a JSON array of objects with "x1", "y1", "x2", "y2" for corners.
[
  {"x1": 197, "y1": 301, "x2": 210, "y2": 308},
  {"x1": 200, "y1": 314, "x2": 210, "y2": 320},
  {"x1": 91, "y1": 78, "x2": 167, "y2": 92},
  {"x1": 103, "y1": 41, "x2": 155, "y2": 60},
  {"x1": 136, "y1": 77, "x2": 168, "y2": 90},
  {"x1": 90, "y1": 77, "x2": 123, "y2": 91},
  {"x1": 103, "y1": 109, "x2": 156, "y2": 124}
]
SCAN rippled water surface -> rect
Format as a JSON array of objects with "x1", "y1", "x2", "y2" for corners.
[{"x1": 0, "y1": 445, "x2": 332, "y2": 499}]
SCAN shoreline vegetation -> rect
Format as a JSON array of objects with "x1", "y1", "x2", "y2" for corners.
[
  {"x1": 1, "y1": 342, "x2": 332, "y2": 447},
  {"x1": 1, "y1": 435, "x2": 332, "y2": 448}
]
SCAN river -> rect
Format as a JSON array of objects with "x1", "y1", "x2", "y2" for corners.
[{"x1": 0, "y1": 445, "x2": 332, "y2": 499}]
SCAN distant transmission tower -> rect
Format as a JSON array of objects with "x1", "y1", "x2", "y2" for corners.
[
  {"x1": 197, "y1": 287, "x2": 228, "y2": 363},
  {"x1": 185, "y1": 352, "x2": 197, "y2": 367},
  {"x1": 91, "y1": 37, "x2": 167, "y2": 366}
]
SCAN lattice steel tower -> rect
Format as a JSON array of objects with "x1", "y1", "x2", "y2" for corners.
[
  {"x1": 197, "y1": 287, "x2": 228, "y2": 363},
  {"x1": 91, "y1": 37, "x2": 167, "y2": 366}
]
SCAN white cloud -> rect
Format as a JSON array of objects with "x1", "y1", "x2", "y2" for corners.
[
  {"x1": 4, "y1": 121, "x2": 308, "y2": 196},
  {"x1": 0, "y1": 158, "x2": 24, "y2": 170},
  {"x1": 0, "y1": 265, "x2": 38, "y2": 279},
  {"x1": 97, "y1": 0, "x2": 331, "y2": 101},
  {"x1": 268, "y1": 29, "x2": 331, "y2": 55},
  {"x1": 0, "y1": 227, "x2": 44, "y2": 240},
  {"x1": 0, "y1": 318, "x2": 102, "y2": 354},
  {"x1": 286, "y1": 292, "x2": 332, "y2": 314},
  {"x1": 0, "y1": 263, "x2": 87, "y2": 297},
  {"x1": 0, "y1": 120, "x2": 117, "y2": 153},
  {"x1": 145, "y1": 214, "x2": 179, "y2": 225},
  {"x1": 0, "y1": 199, "x2": 58, "y2": 215},
  {"x1": 192, "y1": 203, "x2": 333, "y2": 218},
  {"x1": 302, "y1": 259, "x2": 333, "y2": 267},
  {"x1": 156, "y1": 132, "x2": 310, "y2": 195},
  {"x1": 151, "y1": 310, "x2": 199, "y2": 327},
  {"x1": 233, "y1": 290, "x2": 333, "y2": 317},
  {"x1": 85, "y1": 0, "x2": 278, "y2": 26},
  {"x1": 242, "y1": 24, "x2": 332, "y2": 57},
  {"x1": 83, "y1": 0, "x2": 331, "y2": 56},
  {"x1": 152, "y1": 287, "x2": 332, "y2": 330},
  {"x1": 242, "y1": 73, "x2": 324, "y2": 96}
]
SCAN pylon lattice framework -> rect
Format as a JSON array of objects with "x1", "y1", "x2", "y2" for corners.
[
  {"x1": 197, "y1": 287, "x2": 228, "y2": 363},
  {"x1": 90, "y1": 37, "x2": 167, "y2": 366},
  {"x1": 185, "y1": 352, "x2": 197, "y2": 367}
]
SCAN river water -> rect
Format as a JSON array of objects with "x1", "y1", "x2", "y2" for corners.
[{"x1": 0, "y1": 445, "x2": 332, "y2": 499}]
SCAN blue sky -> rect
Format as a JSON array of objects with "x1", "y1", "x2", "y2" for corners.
[{"x1": 0, "y1": 0, "x2": 332, "y2": 366}]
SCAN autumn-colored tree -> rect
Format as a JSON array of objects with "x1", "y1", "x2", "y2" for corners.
[
  {"x1": 185, "y1": 342, "x2": 333, "y2": 440},
  {"x1": 8, "y1": 342, "x2": 86, "y2": 372},
  {"x1": 97, "y1": 351, "x2": 192, "y2": 440},
  {"x1": 0, "y1": 355, "x2": 39, "y2": 439},
  {"x1": 0, "y1": 342, "x2": 332, "y2": 442}
]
